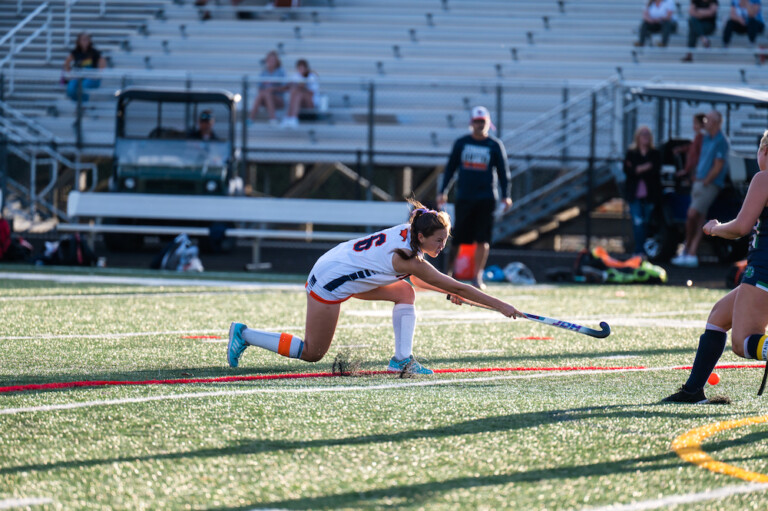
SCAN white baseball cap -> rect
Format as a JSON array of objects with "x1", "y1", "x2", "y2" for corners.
[{"x1": 471, "y1": 106, "x2": 491, "y2": 122}]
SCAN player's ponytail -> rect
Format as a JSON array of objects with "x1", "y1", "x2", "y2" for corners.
[{"x1": 394, "y1": 199, "x2": 451, "y2": 261}]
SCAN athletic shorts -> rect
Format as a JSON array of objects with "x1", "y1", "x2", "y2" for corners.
[
  {"x1": 740, "y1": 261, "x2": 768, "y2": 293},
  {"x1": 452, "y1": 198, "x2": 496, "y2": 245},
  {"x1": 305, "y1": 254, "x2": 402, "y2": 304},
  {"x1": 689, "y1": 181, "x2": 720, "y2": 215}
]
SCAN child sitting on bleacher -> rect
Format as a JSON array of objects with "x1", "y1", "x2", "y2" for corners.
[{"x1": 280, "y1": 59, "x2": 320, "y2": 129}]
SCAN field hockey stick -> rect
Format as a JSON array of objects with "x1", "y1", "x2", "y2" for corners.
[
  {"x1": 758, "y1": 363, "x2": 768, "y2": 396},
  {"x1": 445, "y1": 294, "x2": 611, "y2": 338}
]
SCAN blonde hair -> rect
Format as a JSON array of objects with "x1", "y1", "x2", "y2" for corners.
[
  {"x1": 760, "y1": 130, "x2": 768, "y2": 151},
  {"x1": 630, "y1": 125, "x2": 654, "y2": 151}
]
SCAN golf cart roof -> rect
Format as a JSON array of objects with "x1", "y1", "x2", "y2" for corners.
[
  {"x1": 116, "y1": 87, "x2": 236, "y2": 103},
  {"x1": 630, "y1": 84, "x2": 768, "y2": 107}
]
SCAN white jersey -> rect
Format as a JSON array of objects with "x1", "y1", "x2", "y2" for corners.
[{"x1": 306, "y1": 223, "x2": 415, "y2": 303}]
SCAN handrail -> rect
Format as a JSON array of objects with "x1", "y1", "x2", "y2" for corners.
[
  {"x1": 0, "y1": 3, "x2": 52, "y2": 95},
  {"x1": 55, "y1": 66, "x2": 606, "y2": 90},
  {"x1": 501, "y1": 75, "x2": 620, "y2": 150},
  {"x1": 0, "y1": 99, "x2": 96, "y2": 222},
  {"x1": 0, "y1": 3, "x2": 48, "y2": 47}
]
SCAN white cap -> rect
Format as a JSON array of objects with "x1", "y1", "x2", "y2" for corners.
[{"x1": 471, "y1": 106, "x2": 491, "y2": 121}]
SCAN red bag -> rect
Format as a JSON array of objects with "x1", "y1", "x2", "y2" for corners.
[{"x1": 0, "y1": 219, "x2": 11, "y2": 260}]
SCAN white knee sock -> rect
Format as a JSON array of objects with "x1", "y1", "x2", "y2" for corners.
[
  {"x1": 705, "y1": 323, "x2": 727, "y2": 333},
  {"x1": 241, "y1": 327, "x2": 304, "y2": 358},
  {"x1": 393, "y1": 303, "x2": 416, "y2": 361}
]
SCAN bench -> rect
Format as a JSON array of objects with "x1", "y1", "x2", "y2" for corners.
[{"x1": 59, "y1": 192, "x2": 453, "y2": 269}]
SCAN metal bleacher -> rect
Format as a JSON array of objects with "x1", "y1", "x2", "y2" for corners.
[
  {"x1": 6, "y1": 0, "x2": 768, "y2": 163},
  {"x1": 6, "y1": 0, "x2": 768, "y2": 238}
]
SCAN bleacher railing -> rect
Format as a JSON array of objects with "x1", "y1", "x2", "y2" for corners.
[
  {"x1": 0, "y1": 99, "x2": 97, "y2": 222},
  {"x1": 0, "y1": 2, "x2": 53, "y2": 95},
  {"x1": 493, "y1": 77, "x2": 623, "y2": 244},
  {"x1": 30, "y1": 68, "x2": 607, "y2": 156},
  {"x1": 2, "y1": 67, "x2": 623, "y2": 231}
]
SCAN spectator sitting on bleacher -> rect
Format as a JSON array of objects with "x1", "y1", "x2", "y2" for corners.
[
  {"x1": 280, "y1": 59, "x2": 319, "y2": 129},
  {"x1": 188, "y1": 110, "x2": 219, "y2": 141},
  {"x1": 249, "y1": 50, "x2": 288, "y2": 125},
  {"x1": 62, "y1": 32, "x2": 106, "y2": 102},
  {"x1": 723, "y1": 0, "x2": 765, "y2": 46},
  {"x1": 195, "y1": 0, "x2": 246, "y2": 21},
  {"x1": 635, "y1": 0, "x2": 678, "y2": 47},
  {"x1": 683, "y1": 0, "x2": 719, "y2": 62}
]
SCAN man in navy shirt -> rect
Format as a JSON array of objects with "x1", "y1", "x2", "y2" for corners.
[
  {"x1": 437, "y1": 106, "x2": 512, "y2": 289},
  {"x1": 672, "y1": 110, "x2": 730, "y2": 267}
]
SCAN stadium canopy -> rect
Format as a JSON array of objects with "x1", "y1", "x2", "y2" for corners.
[{"x1": 630, "y1": 84, "x2": 768, "y2": 107}]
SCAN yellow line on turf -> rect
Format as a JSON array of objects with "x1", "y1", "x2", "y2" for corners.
[{"x1": 672, "y1": 415, "x2": 768, "y2": 483}]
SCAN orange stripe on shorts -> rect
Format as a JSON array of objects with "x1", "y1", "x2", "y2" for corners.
[{"x1": 278, "y1": 333, "x2": 292, "y2": 357}]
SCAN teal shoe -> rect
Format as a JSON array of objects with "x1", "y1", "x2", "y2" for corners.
[
  {"x1": 387, "y1": 355, "x2": 433, "y2": 375},
  {"x1": 227, "y1": 322, "x2": 248, "y2": 368}
]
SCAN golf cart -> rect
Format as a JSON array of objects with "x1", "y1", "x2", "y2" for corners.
[
  {"x1": 626, "y1": 84, "x2": 766, "y2": 263},
  {"x1": 111, "y1": 87, "x2": 242, "y2": 195},
  {"x1": 105, "y1": 87, "x2": 243, "y2": 250}
]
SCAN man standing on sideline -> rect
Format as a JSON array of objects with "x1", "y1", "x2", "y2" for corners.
[
  {"x1": 672, "y1": 110, "x2": 730, "y2": 267},
  {"x1": 437, "y1": 106, "x2": 512, "y2": 289}
]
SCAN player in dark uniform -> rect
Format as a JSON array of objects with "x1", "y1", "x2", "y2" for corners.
[
  {"x1": 437, "y1": 106, "x2": 512, "y2": 290},
  {"x1": 664, "y1": 129, "x2": 768, "y2": 403}
]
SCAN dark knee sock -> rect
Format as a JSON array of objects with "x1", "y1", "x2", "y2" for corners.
[
  {"x1": 683, "y1": 329, "x2": 727, "y2": 392},
  {"x1": 745, "y1": 334, "x2": 768, "y2": 360}
]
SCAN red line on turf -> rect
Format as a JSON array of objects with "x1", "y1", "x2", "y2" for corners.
[
  {"x1": 1, "y1": 364, "x2": 762, "y2": 395},
  {"x1": 513, "y1": 336, "x2": 554, "y2": 340}
]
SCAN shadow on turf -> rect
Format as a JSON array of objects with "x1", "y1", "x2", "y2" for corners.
[
  {"x1": 208, "y1": 429, "x2": 768, "y2": 510},
  {"x1": 0, "y1": 365, "x2": 331, "y2": 390},
  {"x1": 3, "y1": 404, "x2": 757, "y2": 481}
]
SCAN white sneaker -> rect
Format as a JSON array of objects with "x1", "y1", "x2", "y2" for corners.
[
  {"x1": 671, "y1": 254, "x2": 687, "y2": 266},
  {"x1": 280, "y1": 117, "x2": 299, "y2": 129}
]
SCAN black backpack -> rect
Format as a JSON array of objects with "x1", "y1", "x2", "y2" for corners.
[{"x1": 48, "y1": 233, "x2": 97, "y2": 266}]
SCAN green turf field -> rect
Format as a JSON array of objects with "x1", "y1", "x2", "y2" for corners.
[{"x1": 2, "y1": 268, "x2": 768, "y2": 510}]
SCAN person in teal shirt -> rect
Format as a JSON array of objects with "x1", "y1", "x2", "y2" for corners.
[{"x1": 723, "y1": 0, "x2": 765, "y2": 45}]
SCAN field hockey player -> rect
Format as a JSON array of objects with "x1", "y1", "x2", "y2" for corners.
[
  {"x1": 227, "y1": 199, "x2": 521, "y2": 374},
  {"x1": 664, "y1": 129, "x2": 768, "y2": 403}
]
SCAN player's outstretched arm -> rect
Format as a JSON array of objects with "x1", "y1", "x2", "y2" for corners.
[{"x1": 396, "y1": 256, "x2": 520, "y2": 318}]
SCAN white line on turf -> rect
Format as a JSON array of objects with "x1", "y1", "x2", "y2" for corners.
[
  {"x1": 0, "y1": 497, "x2": 54, "y2": 509},
  {"x1": 0, "y1": 272, "x2": 305, "y2": 290},
  {"x1": 0, "y1": 313, "x2": 706, "y2": 342},
  {"x1": 0, "y1": 290, "x2": 291, "y2": 302},
  {"x1": 581, "y1": 483, "x2": 768, "y2": 511},
  {"x1": 0, "y1": 329, "x2": 239, "y2": 341}
]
